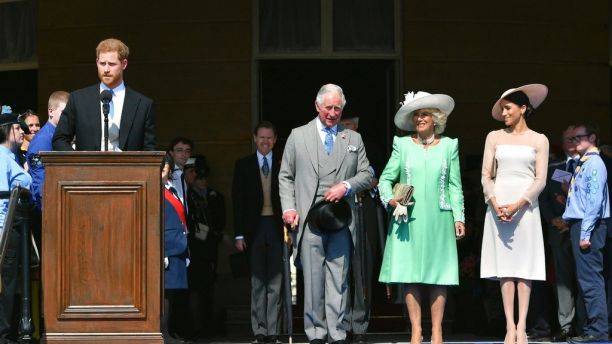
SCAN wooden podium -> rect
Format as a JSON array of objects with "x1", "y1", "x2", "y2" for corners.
[{"x1": 40, "y1": 152, "x2": 165, "y2": 344}]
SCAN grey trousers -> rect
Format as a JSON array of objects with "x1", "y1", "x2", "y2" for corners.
[
  {"x1": 301, "y1": 226, "x2": 352, "y2": 342},
  {"x1": 249, "y1": 216, "x2": 283, "y2": 337}
]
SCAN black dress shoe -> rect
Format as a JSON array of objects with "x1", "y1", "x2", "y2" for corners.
[
  {"x1": 309, "y1": 340, "x2": 325, "y2": 344},
  {"x1": 529, "y1": 334, "x2": 551, "y2": 342},
  {"x1": 330, "y1": 341, "x2": 346, "y2": 344},
  {"x1": 568, "y1": 334, "x2": 609, "y2": 343},
  {"x1": 552, "y1": 328, "x2": 572, "y2": 341},
  {"x1": 352, "y1": 333, "x2": 369, "y2": 344},
  {"x1": 252, "y1": 334, "x2": 266, "y2": 344},
  {"x1": 265, "y1": 335, "x2": 283, "y2": 344}
]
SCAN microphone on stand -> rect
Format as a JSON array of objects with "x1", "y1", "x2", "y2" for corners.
[{"x1": 100, "y1": 90, "x2": 112, "y2": 151}]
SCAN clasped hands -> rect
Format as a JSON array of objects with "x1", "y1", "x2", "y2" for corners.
[{"x1": 495, "y1": 202, "x2": 520, "y2": 222}]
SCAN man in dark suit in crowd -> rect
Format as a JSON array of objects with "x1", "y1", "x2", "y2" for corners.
[
  {"x1": 53, "y1": 38, "x2": 156, "y2": 151},
  {"x1": 232, "y1": 121, "x2": 284, "y2": 344},
  {"x1": 168, "y1": 137, "x2": 193, "y2": 210},
  {"x1": 538, "y1": 125, "x2": 584, "y2": 341},
  {"x1": 184, "y1": 155, "x2": 225, "y2": 340}
]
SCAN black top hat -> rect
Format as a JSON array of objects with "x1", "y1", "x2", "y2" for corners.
[{"x1": 307, "y1": 199, "x2": 352, "y2": 233}]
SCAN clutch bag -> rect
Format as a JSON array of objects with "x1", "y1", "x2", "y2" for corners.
[{"x1": 392, "y1": 183, "x2": 414, "y2": 206}]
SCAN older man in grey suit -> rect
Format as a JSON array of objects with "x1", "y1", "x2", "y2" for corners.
[{"x1": 279, "y1": 84, "x2": 372, "y2": 344}]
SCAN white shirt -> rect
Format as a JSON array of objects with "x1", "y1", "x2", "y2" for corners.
[
  {"x1": 171, "y1": 168, "x2": 188, "y2": 210},
  {"x1": 99, "y1": 82, "x2": 126, "y2": 151}
]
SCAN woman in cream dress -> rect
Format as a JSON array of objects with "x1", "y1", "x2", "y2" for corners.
[{"x1": 480, "y1": 84, "x2": 549, "y2": 344}]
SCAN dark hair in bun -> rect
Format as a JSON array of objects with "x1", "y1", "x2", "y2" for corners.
[{"x1": 503, "y1": 90, "x2": 534, "y2": 118}]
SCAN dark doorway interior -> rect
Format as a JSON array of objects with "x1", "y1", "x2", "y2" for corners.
[
  {"x1": 0, "y1": 69, "x2": 38, "y2": 114},
  {"x1": 258, "y1": 59, "x2": 396, "y2": 164}
]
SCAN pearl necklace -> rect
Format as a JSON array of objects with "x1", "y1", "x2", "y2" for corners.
[{"x1": 417, "y1": 133, "x2": 435, "y2": 145}]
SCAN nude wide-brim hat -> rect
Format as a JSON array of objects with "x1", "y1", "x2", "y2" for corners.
[
  {"x1": 394, "y1": 91, "x2": 455, "y2": 131},
  {"x1": 491, "y1": 83, "x2": 548, "y2": 121}
]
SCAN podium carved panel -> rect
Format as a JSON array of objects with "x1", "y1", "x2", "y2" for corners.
[{"x1": 41, "y1": 152, "x2": 165, "y2": 344}]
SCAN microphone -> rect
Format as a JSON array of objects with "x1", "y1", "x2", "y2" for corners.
[
  {"x1": 100, "y1": 90, "x2": 112, "y2": 151},
  {"x1": 100, "y1": 90, "x2": 112, "y2": 115}
]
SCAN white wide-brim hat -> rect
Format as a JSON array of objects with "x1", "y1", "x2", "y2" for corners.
[
  {"x1": 394, "y1": 91, "x2": 455, "y2": 131},
  {"x1": 491, "y1": 84, "x2": 548, "y2": 121}
]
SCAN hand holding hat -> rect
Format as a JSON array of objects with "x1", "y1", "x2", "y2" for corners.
[{"x1": 307, "y1": 199, "x2": 352, "y2": 233}]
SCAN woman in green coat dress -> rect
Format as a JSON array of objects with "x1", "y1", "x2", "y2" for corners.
[{"x1": 378, "y1": 91, "x2": 465, "y2": 344}]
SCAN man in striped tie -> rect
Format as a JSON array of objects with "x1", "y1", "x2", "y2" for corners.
[
  {"x1": 232, "y1": 121, "x2": 284, "y2": 344},
  {"x1": 562, "y1": 122, "x2": 610, "y2": 343}
]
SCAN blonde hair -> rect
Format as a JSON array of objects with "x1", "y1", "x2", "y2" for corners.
[
  {"x1": 413, "y1": 107, "x2": 448, "y2": 134},
  {"x1": 96, "y1": 38, "x2": 129, "y2": 60},
  {"x1": 48, "y1": 91, "x2": 69, "y2": 109}
]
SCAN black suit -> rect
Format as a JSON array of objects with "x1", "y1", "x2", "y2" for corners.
[
  {"x1": 539, "y1": 157, "x2": 584, "y2": 334},
  {"x1": 232, "y1": 153, "x2": 282, "y2": 238},
  {"x1": 187, "y1": 187, "x2": 226, "y2": 339},
  {"x1": 52, "y1": 84, "x2": 156, "y2": 151},
  {"x1": 232, "y1": 152, "x2": 283, "y2": 339}
]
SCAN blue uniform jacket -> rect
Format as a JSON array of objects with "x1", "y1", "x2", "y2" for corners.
[{"x1": 164, "y1": 188, "x2": 189, "y2": 289}]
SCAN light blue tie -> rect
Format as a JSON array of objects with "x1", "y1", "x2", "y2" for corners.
[
  {"x1": 107, "y1": 89, "x2": 120, "y2": 150},
  {"x1": 108, "y1": 89, "x2": 115, "y2": 119},
  {"x1": 324, "y1": 127, "x2": 334, "y2": 155},
  {"x1": 262, "y1": 156, "x2": 270, "y2": 177}
]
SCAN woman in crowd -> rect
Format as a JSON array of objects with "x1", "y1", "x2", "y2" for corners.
[
  {"x1": 19, "y1": 110, "x2": 40, "y2": 156},
  {"x1": 480, "y1": 84, "x2": 549, "y2": 344},
  {"x1": 378, "y1": 91, "x2": 465, "y2": 344}
]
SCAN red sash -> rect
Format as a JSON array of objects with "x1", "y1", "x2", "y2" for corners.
[{"x1": 164, "y1": 188, "x2": 186, "y2": 227}]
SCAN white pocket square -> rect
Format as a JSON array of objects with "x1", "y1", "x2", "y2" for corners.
[{"x1": 347, "y1": 145, "x2": 357, "y2": 152}]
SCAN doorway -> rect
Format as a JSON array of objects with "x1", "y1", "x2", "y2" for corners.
[
  {"x1": 257, "y1": 58, "x2": 408, "y2": 332},
  {"x1": 258, "y1": 59, "x2": 397, "y2": 161}
]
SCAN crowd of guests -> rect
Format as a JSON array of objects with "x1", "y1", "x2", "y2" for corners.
[{"x1": 0, "y1": 37, "x2": 610, "y2": 344}]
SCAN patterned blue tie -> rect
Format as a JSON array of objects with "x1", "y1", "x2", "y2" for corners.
[
  {"x1": 324, "y1": 127, "x2": 334, "y2": 155},
  {"x1": 262, "y1": 156, "x2": 270, "y2": 177}
]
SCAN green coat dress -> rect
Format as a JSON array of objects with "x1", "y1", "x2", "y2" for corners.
[{"x1": 378, "y1": 136, "x2": 464, "y2": 285}]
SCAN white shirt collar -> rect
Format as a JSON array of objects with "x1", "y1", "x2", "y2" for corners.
[{"x1": 100, "y1": 81, "x2": 125, "y2": 94}]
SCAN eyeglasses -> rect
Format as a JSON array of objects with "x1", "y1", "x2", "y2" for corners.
[{"x1": 570, "y1": 134, "x2": 591, "y2": 142}]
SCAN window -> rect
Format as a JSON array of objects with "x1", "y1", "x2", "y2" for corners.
[
  {"x1": 0, "y1": 0, "x2": 37, "y2": 67},
  {"x1": 257, "y1": 0, "x2": 398, "y2": 55}
]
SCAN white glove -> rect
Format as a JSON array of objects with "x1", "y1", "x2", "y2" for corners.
[
  {"x1": 164, "y1": 257, "x2": 169, "y2": 269},
  {"x1": 393, "y1": 203, "x2": 408, "y2": 223}
]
